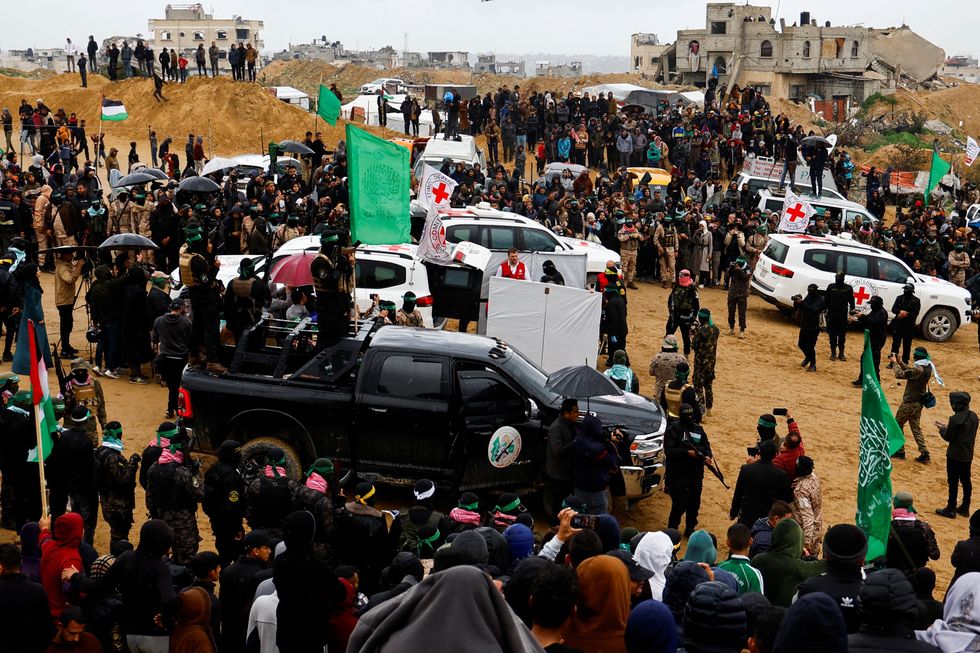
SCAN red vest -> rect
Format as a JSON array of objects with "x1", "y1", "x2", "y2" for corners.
[{"x1": 500, "y1": 261, "x2": 527, "y2": 280}]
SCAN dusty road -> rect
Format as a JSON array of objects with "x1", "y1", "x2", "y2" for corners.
[{"x1": 2, "y1": 273, "x2": 978, "y2": 591}]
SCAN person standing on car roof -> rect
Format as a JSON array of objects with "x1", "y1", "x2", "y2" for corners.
[
  {"x1": 825, "y1": 272, "x2": 854, "y2": 362},
  {"x1": 311, "y1": 229, "x2": 355, "y2": 345}
]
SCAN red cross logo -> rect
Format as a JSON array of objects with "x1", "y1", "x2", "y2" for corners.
[
  {"x1": 853, "y1": 286, "x2": 871, "y2": 305},
  {"x1": 432, "y1": 182, "x2": 450, "y2": 204},
  {"x1": 785, "y1": 203, "x2": 807, "y2": 222}
]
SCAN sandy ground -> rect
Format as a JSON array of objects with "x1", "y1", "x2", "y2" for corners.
[{"x1": 1, "y1": 272, "x2": 978, "y2": 591}]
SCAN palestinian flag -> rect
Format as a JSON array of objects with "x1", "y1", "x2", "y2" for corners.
[
  {"x1": 26, "y1": 319, "x2": 57, "y2": 463},
  {"x1": 101, "y1": 98, "x2": 128, "y2": 122}
]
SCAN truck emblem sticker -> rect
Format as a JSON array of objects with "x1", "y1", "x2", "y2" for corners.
[{"x1": 488, "y1": 427, "x2": 522, "y2": 468}]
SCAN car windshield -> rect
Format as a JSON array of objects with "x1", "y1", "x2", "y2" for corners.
[
  {"x1": 497, "y1": 347, "x2": 561, "y2": 407},
  {"x1": 368, "y1": 79, "x2": 387, "y2": 85}
]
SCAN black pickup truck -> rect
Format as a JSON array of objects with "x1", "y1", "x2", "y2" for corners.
[{"x1": 178, "y1": 319, "x2": 666, "y2": 502}]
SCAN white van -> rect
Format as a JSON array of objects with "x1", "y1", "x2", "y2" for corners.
[
  {"x1": 412, "y1": 135, "x2": 486, "y2": 179},
  {"x1": 736, "y1": 156, "x2": 845, "y2": 202},
  {"x1": 756, "y1": 188, "x2": 878, "y2": 228}
]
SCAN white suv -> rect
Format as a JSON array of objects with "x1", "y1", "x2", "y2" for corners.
[
  {"x1": 439, "y1": 203, "x2": 619, "y2": 282},
  {"x1": 751, "y1": 233, "x2": 972, "y2": 342},
  {"x1": 170, "y1": 238, "x2": 446, "y2": 328}
]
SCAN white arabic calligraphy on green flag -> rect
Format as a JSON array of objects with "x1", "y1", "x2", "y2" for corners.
[
  {"x1": 346, "y1": 124, "x2": 410, "y2": 245},
  {"x1": 855, "y1": 330, "x2": 905, "y2": 561}
]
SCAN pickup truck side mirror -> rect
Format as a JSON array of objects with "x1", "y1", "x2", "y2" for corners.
[{"x1": 526, "y1": 399, "x2": 540, "y2": 421}]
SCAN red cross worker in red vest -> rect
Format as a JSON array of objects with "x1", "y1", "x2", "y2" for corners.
[{"x1": 495, "y1": 248, "x2": 527, "y2": 280}]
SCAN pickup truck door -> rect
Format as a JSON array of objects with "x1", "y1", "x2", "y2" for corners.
[
  {"x1": 453, "y1": 367, "x2": 543, "y2": 490},
  {"x1": 355, "y1": 353, "x2": 453, "y2": 478}
]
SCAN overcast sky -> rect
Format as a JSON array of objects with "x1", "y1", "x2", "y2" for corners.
[{"x1": 1, "y1": 0, "x2": 973, "y2": 59}]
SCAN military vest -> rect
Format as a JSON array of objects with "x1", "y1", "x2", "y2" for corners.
[
  {"x1": 148, "y1": 463, "x2": 195, "y2": 513},
  {"x1": 663, "y1": 382, "x2": 692, "y2": 418},
  {"x1": 312, "y1": 253, "x2": 337, "y2": 295},
  {"x1": 179, "y1": 250, "x2": 204, "y2": 286},
  {"x1": 229, "y1": 278, "x2": 254, "y2": 299}
]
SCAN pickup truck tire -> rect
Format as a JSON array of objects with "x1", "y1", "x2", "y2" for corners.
[
  {"x1": 920, "y1": 307, "x2": 957, "y2": 342},
  {"x1": 240, "y1": 437, "x2": 303, "y2": 482}
]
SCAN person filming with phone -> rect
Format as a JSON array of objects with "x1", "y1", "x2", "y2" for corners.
[
  {"x1": 570, "y1": 414, "x2": 622, "y2": 515},
  {"x1": 664, "y1": 403, "x2": 713, "y2": 537}
]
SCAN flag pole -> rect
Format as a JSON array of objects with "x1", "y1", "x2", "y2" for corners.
[
  {"x1": 97, "y1": 95, "x2": 104, "y2": 177},
  {"x1": 34, "y1": 401, "x2": 49, "y2": 517}
]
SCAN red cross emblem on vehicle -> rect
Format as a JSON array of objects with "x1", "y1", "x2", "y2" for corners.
[
  {"x1": 431, "y1": 182, "x2": 450, "y2": 204},
  {"x1": 853, "y1": 286, "x2": 872, "y2": 305},
  {"x1": 785, "y1": 203, "x2": 807, "y2": 222}
]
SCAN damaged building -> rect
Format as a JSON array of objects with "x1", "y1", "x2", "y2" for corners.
[{"x1": 654, "y1": 3, "x2": 945, "y2": 104}]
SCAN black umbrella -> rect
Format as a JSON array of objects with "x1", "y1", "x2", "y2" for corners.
[
  {"x1": 277, "y1": 139, "x2": 314, "y2": 155},
  {"x1": 801, "y1": 135, "x2": 832, "y2": 148},
  {"x1": 113, "y1": 171, "x2": 157, "y2": 188},
  {"x1": 545, "y1": 365, "x2": 624, "y2": 399},
  {"x1": 178, "y1": 176, "x2": 221, "y2": 193},
  {"x1": 99, "y1": 233, "x2": 159, "y2": 250},
  {"x1": 140, "y1": 167, "x2": 171, "y2": 180},
  {"x1": 38, "y1": 245, "x2": 99, "y2": 255}
]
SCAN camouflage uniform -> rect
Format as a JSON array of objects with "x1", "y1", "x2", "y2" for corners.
[
  {"x1": 108, "y1": 198, "x2": 136, "y2": 235},
  {"x1": 94, "y1": 443, "x2": 140, "y2": 543},
  {"x1": 649, "y1": 341, "x2": 688, "y2": 400},
  {"x1": 617, "y1": 225, "x2": 641, "y2": 285},
  {"x1": 147, "y1": 458, "x2": 203, "y2": 564},
  {"x1": 894, "y1": 360, "x2": 931, "y2": 458},
  {"x1": 654, "y1": 222, "x2": 678, "y2": 287},
  {"x1": 395, "y1": 309, "x2": 424, "y2": 327},
  {"x1": 948, "y1": 249, "x2": 971, "y2": 287},
  {"x1": 692, "y1": 322, "x2": 719, "y2": 414}
]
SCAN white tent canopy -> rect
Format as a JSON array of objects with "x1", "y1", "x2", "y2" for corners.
[{"x1": 579, "y1": 83, "x2": 649, "y2": 102}]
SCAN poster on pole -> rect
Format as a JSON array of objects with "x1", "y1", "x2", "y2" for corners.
[
  {"x1": 966, "y1": 136, "x2": 979, "y2": 167},
  {"x1": 778, "y1": 192, "x2": 815, "y2": 233}
]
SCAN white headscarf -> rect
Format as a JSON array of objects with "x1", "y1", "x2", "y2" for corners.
[
  {"x1": 917, "y1": 571, "x2": 980, "y2": 652},
  {"x1": 633, "y1": 531, "x2": 674, "y2": 601}
]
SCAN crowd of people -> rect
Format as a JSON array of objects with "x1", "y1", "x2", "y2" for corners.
[
  {"x1": 61, "y1": 34, "x2": 259, "y2": 84},
  {"x1": 0, "y1": 50, "x2": 979, "y2": 653}
]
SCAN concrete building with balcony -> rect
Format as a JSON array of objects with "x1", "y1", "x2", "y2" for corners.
[
  {"x1": 655, "y1": 3, "x2": 943, "y2": 102},
  {"x1": 474, "y1": 54, "x2": 526, "y2": 77},
  {"x1": 630, "y1": 33, "x2": 668, "y2": 78},
  {"x1": 149, "y1": 3, "x2": 263, "y2": 68},
  {"x1": 941, "y1": 55, "x2": 980, "y2": 84}
]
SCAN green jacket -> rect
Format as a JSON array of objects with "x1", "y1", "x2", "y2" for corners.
[
  {"x1": 751, "y1": 518, "x2": 825, "y2": 606},
  {"x1": 717, "y1": 555, "x2": 764, "y2": 595}
]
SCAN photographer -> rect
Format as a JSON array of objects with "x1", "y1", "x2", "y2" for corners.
[{"x1": 664, "y1": 403, "x2": 713, "y2": 537}]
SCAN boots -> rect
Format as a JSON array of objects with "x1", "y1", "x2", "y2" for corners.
[{"x1": 206, "y1": 361, "x2": 228, "y2": 375}]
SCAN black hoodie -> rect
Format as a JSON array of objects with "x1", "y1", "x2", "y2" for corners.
[{"x1": 941, "y1": 391, "x2": 978, "y2": 463}]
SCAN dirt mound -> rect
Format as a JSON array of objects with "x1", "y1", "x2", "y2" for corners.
[{"x1": 0, "y1": 72, "x2": 374, "y2": 156}]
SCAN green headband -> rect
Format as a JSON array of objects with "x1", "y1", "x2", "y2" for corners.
[
  {"x1": 307, "y1": 458, "x2": 334, "y2": 477},
  {"x1": 495, "y1": 497, "x2": 521, "y2": 513},
  {"x1": 186, "y1": 232, "x2": 202, "y2": 243},
  {"x1": 458, "y1": 500, "x2": 479, "y2": 511},
  {"x1": 418, "y1": 528, "x2": 441, "y2": 554},
  {"x1": 104, "y1": 425, "x2": 122, "y2": 439},
  {"x1": 675, "y1": 368, "x2": 689, "y2": 379},
  {"x1": 758, "y1": 417, "x2": 777, "y2": 428},
  {"x1": 913, "y1": 347, "x2": 929, "y2": 361}
]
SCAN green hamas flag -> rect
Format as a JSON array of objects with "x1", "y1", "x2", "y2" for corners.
[
  {"x1": 346, "y1": 124, "x2": 410, "y2": 245},
  {"x1": 317, "y1": 85, "x2": 341, "y2": 126},
  {"x1": 855, "y1": 330, "x2": 906, "y2": 561},
  {"x1": 925, "y1": 150, "x2": 951, "y2": 207}
]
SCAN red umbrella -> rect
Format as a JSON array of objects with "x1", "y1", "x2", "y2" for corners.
[{"x1": 269, "y1": 251, "x2": 317, "y2": 287}]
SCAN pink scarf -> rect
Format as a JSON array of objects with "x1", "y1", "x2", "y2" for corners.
[
  {"x1": 159, "y1": 449, "x2": 183, "y2": 465},
  {"x1": 264, "y1": 465, "x2": 287, "y2": 479},
  {"x1": 449, "y1": 508, "x2": 481, "y2": 526},
  {"x1": 148, "y1": 436, "x2": 171, "y2": 449},
  {"x1": 492, "y1": 511, "x2": 517, "y2": 528},
  {"x1": 305, "y1": 472, "x2": 328, "y2": 494}
]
